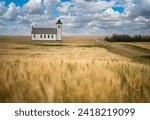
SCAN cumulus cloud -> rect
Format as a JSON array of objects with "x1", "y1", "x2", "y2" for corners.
[
  {"x1": 0, "y1": 2, "x2": 5, "y2": 15},
  {"x1": 43, "y1": 0, "x2": 52, "y2": 15},
  {"x1": 75, "y1": 0, "x2": 115, "y2": 13},
  {"x1": 0, "y1": 0, "x2": 150, "y2": 35},
  {"x1": 3, "y1": 3, "x2": 20, "y2": 20},
  {"x1": 124, "y1": 0, "x2": 150, "y2": 19},
  {"x1": 23, "y1": 0, "x2": 43, "y2": 14},
  {"x1": 57, "y1": 2, "x2": 73, "y2": 13}
]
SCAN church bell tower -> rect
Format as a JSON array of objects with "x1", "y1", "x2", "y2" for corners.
[{"x1": 56, "y1": 19, "x2": 62, "y2": 40}]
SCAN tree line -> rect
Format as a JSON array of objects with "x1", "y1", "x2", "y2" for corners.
[{"x1": 104, "y1": 34, "x2": 150, "y2": 42}]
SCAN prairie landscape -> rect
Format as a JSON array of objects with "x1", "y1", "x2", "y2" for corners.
[{"x1": 0, "y1": 36, "x2": 150, "y2": 102}]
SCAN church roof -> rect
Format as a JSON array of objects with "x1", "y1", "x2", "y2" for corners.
[
  {"x1": 56, "y1": 19, "x2": 62, "y2": 24},
  {"x1": 32, "y1": 28, "x2": 57, "y2": 34}
]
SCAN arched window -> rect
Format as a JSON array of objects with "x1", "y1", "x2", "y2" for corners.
[
  {"x1": 34, "y1": 34, "x2": 36, "y2": 38},
  {"x1": 44, "y1": 35, "x2": 46, "y2": 38},
  {"x1": 51, "y1": 34, "x2": 53, "y2": 38},
  {"x1": 48, "y1": 35, "x2": 50, "y2": 38},
  {"x1": 58, "y1": 25, "x2": 60, "y2": 28},
  {"x1": 41, "y1": 35, "x2": 42, "y2": 38}
]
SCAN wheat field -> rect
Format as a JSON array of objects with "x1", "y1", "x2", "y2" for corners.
[{"x1": 0, "y1": 37, "x2": 150, "y2": 102}]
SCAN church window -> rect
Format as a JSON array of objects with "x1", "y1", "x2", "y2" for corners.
[
  {"x1": 51, "y1": 35, "x2": 53, "y2": 38},
  {"x1": 58, "y1": 25, "x2": 60, "y2": 28},
  {"x1": 48, "y1": 35, "x2": 50, "y2": 38},
  {"x1": 44, "y1": 35, "x2": 46, "y2": 38},
  {"x1": 41, "y1": 35, "x2": 42, "y2": 38},
  {"x1": 34, "y1": 34, "x2": 36, "y2": 38}
]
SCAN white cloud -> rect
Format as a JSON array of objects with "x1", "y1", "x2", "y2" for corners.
[
  {"x1": 124, "y1": 0, "x2": 150, "y2": 19},
  {"x1": 23, "y1": 0, "x2": 43, "y2": 14},
  {"x1": 75, "y1": 0, "x2": 115, "y2": 13},
  {"x1": 0, "y1": 0, "x2": 150, "y2": 35},
  {"x1": 43, "y1": 0, "x2": 52, "y2": 15},
  {"x1": 57, "y1": 2, "x2": 72, "y2": 13},
  {"x1": 102, "y1": 8, "x2": 121, "y2": 20},
  {"x1": 43, "y1": 0, "x2": 61, "y2": 15},
  {"x1": 0, "y1": 2, "x2": 5, "y2": 15},
  {"x1": 3, "y1": 3, "x2": 20, "y2": 20},
  {"x1": 134, "y1": 16, "x2": 150, "y2": 23}
]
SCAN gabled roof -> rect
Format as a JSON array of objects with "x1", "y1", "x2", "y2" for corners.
[
  {"x1": 32, "y1": 28, "x2": 57, "y2": 34},
  {"x1": 56, "y1": 19, "x2": 62, "y2": 24}
]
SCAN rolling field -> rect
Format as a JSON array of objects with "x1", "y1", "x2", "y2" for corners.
[
  {"x1": 0, "y1": 36, "x2": 150, "y2": 102},
  {"x1": 123, "y1": 42, "x2": 150, "y2": 51}
]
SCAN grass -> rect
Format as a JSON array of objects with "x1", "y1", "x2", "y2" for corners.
[
  {"x1": 0, "y1": 36, "x2": 150, "y2": 103},
  {"x1": 122, "y1": 44, "x2": 150, "y2": 53}
]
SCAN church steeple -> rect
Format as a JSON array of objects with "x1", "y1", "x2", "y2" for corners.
[
  {"x1": 56, "y1": 19, "x2": 62, "y2": 24},
  {"x1": 56, "y1": 19, "x2": 62, "y2": 40}
]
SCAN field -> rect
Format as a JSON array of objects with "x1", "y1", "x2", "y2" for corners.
[{"x1": 0, "y1": 36, "x2": 150, "y2": 102}]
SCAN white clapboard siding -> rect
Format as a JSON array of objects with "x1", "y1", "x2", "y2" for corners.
[{"x1": 32, "y1": 34, "x2": 56, "y2": 40}]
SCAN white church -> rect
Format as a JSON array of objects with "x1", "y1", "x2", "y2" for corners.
[{"x1": 31, "y1": 19, "x2": 62, "y2": 41}]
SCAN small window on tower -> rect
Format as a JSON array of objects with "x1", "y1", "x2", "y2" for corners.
[{"x1": 58, "y1": 25, "x2": 60, "y2": 28}]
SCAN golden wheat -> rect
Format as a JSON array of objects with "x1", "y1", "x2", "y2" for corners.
[{"x1": 0, "y1": 44, "x2": 150, "y2": 103}]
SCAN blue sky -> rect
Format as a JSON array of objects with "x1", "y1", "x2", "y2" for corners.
[
  {"x1": 0, "y1": 0, "x2": 150, "y2": 35},
  {"x1": 3, "y1": 0, "x2": 124, "y2": 13},
  {"x1": 5, "y1": 0, "x2": 29, "y2": 6}
]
